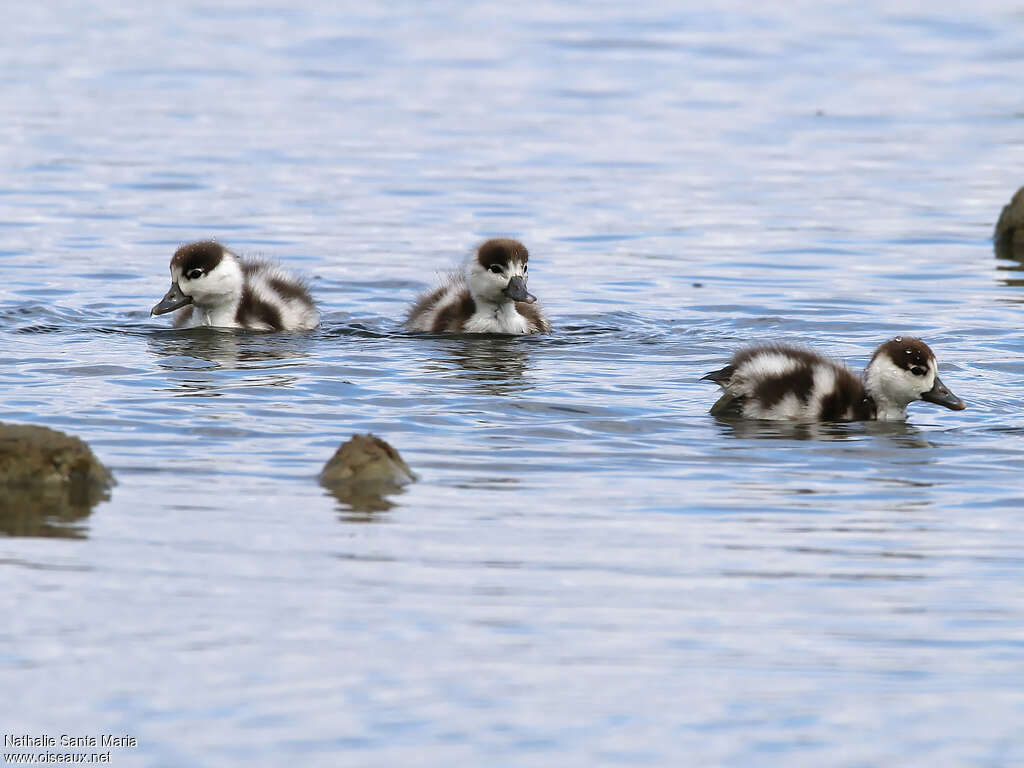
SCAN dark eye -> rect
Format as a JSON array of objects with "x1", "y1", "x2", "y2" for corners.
[
  {"x1": 523, "y1": 264, "x2": 528, "y2": 273},
  {"x1": 488, "y1": 264, "x2": 503, "y2": 274},
  {"x1": 187, "y1": 269, "x2": 203, "y2": 280},
  {"x1": 910, "y1": 366, "x2": 925, "y2": 376}
]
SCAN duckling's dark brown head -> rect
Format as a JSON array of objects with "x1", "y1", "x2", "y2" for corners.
[
  {"x1": 865, "y1": 336, "x2": 965, "y2": 418},
  {"x1": 469, "y1": 238, "x2": 535, "y2": 304}
]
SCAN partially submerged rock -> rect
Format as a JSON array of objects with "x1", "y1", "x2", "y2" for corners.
[
  {"x1": 995, "y1": 186, "x2": 1024, "y2": 258},
  {"x1": 319, "y1": 434, "x2": 416, "y2": 513},
  {"x1": 0, "y1": 423, "x2": 114, "y2": 538}
]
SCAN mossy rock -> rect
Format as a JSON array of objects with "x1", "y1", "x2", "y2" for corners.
[
  {"x1": 319, "y1": 434, "x2": 416, "y2": 513},
  {"x1": 995, "y1": 186, "x2": 1024, "y2": 258},
  {"x1": 0, "y1": 423, "x2": 114, "y2": 538}
]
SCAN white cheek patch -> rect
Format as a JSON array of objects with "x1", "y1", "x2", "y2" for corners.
[
  {"x1": 899, "y1": 365, "x2": 927, "y2": 400},
  {"x1": 867, "y1": 356, "x2": 932, "y2": 409},
  {"x1": 467, "y1": 266, "x2": 494, "y2": 298},
  {"x1": 180, "y1": 258, "x2": 245, "y2": 330},
  {"x1": 191, "y1": 264, "x2": 230, "y2": 300},
  {"x1": 904, "y1": 360, "x2": 937, "y2": 400},
  {"x1": 467, "y1": 263, "x2": 514, "y2": 304}
]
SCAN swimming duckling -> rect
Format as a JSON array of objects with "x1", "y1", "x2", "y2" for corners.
[
  {"x1": 702, "y1": 337, "x2": 966, "y2": 421},
  {"x1": 405, "y1": 238, "x2": 551, "y2": 334},
  {"x1": 151, "y1": 241, "x2": 319, "y2": 331}
]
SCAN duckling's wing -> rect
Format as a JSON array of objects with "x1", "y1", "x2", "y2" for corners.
[
  {"x1": 702, "y1": 364, "x2": 743, "y2": 416},
  {"x1": 516, "y1": 300, "x2": 552, "y2": 334},
  {"x1": 709, "y1": 391, "x2": 745, "y2": 417}
]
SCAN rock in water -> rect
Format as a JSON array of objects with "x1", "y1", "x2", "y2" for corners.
[
  {"x1": 319, "y1": 434, "x2": 416, "y2": 514},
  {"x1": 0, "y1": 423, "x2": 114, "y2": 538},
  {"x1": 995, "y1": 186, "x2": 1024, "y2": 258}
]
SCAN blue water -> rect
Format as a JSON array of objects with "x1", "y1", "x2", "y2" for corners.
[{"x1": 2, "y1": 2, "x2": 1024, "y2": 766}]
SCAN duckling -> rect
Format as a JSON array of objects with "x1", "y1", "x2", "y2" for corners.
[
  {"x1": 405, "y1": 238, "x2": 551, "y2": 334},
  {"x1": 150, "y1": 241, "x2": 319, "y2": 331},
  {"x1": 702, "y1": 337, "x2": 966, "y2": 421}
]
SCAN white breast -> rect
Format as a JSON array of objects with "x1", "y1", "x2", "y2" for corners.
[{"x1": 463, "y1": 302, "x2": 531, "y2": 334}]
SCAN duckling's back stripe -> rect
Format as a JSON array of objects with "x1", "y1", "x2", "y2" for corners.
[
  {"x1": 819, "y1": 375, "x2": 873, "y2": 421},
  {"x1": 268, "y1": 277, "x2": 310, "y2": 302},
  {"x1": 236, "y1": 287, "x2": 283, "y2": 330},
  {"x1": 753, "y1": 365, "x2": 814, "y2": 408},
  {"x1": 432, "y1": 293, "x2": 475, "y2": 332}
]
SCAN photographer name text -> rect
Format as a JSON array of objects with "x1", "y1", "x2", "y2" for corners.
[{"x1": 3, "y1": 736, "x2": 136, "y2": 749}]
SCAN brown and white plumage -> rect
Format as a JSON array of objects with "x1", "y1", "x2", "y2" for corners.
[
  {"x1": 150, "y1": 241, "x2": 319, "y2": 331},
  {"x1": 405, "y1": 239, "x2": 551, "y2": 335},
  {"x1": 702, "y1": 337, "x2": 966, "y2": 422}
]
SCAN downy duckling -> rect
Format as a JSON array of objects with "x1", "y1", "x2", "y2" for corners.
[
  {"x1": 702, "y1": 336, "x2": 966, "y2": 421},
  {"x1": 151, "y1": 241, "x2": 319, "y2": 331},
  {"x1": 405, "y1": 238, "x2": 551, "y2": 334}
]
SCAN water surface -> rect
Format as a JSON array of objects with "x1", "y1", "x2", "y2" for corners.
[{"x1": 2, "y1": 2, "x2": 1024, "y2": 766}]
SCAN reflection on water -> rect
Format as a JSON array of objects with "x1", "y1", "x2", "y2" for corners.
[
  {"x1": 321, "y1": 483, "x2": 407, "y2": 520},
  {"x1": 415, "y1": 333, "x2": 535, "y2": 395},
  {"x1": 995, "y1": 242, "x2": 1024, "y2": 292},
  {"x1": 2, "y1": 0, "x2": 1023, "y2": 764},
  {"x1": 994, "y1": 239, "x2": 1024, "y2": 263},
  {"x1": 146, "y1": 328, "x2": 315, "y2": 369},
  {"x1": 147, "y1": 328, "x2": 313, "y2": 396},
  {"x1": 159, "y1": 373, "x2": 303, "y2": 398},
  {"x1": 860, "y1": 421, "x2": 934, "y2": 449},
  {"x1": 0, "y1": 485, "x2": 106, "y2": 539},
  {"x1": 713, "y1": 416, "x2": 931, "y2": 446}
]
